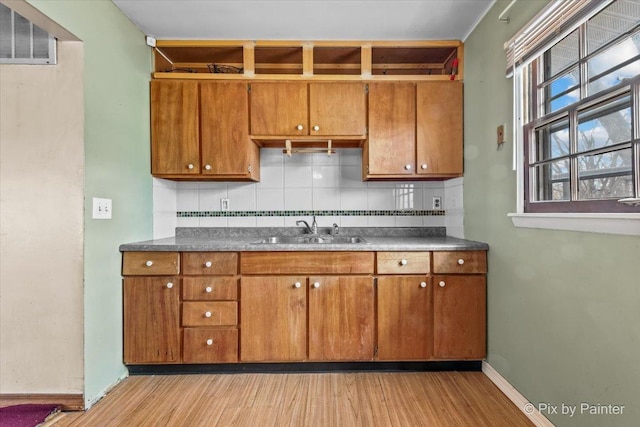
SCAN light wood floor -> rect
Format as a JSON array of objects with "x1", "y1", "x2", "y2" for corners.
[{"x1": 54, "y1": 372, "x2": 533, "y2": 426}]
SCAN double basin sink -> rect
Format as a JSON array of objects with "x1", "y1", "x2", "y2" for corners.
[{"x1": 253, "y1": 235, "x2": 367, "y2": 245}]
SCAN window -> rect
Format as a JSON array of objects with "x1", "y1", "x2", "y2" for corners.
[
  {"x1": 0, "y1": 3, "x2": 56, "y2": 65},
  {"x1": 511, "y1": 0, "x2": 640, "y2": 215}
]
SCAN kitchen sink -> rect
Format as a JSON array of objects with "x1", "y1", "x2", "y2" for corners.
[{"x1": 252, "y1": 235, "x2": 367, "y2": 244}]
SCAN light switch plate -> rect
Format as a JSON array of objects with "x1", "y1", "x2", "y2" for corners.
[{"x1": 92, "y1": 197, "x2": 112, "y2": 220}]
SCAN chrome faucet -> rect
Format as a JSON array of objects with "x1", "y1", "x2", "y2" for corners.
[
  {"x1": 296, "y1": 216, "x2": 318, "y2": 234},
  {"x1": 332, "y1": 223, "x2": 339, "y2": 236}
]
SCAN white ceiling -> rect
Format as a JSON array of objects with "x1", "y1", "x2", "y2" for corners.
[{"x1": 112, "y1": 0, "x2": 494, "y2": 41}]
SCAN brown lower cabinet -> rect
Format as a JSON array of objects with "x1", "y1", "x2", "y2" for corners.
[
  {"x1": 122, "y1": 250, "x2": 486, "y2": 365},
  {"x1": 240, "y1": 276, "x2": 307, "y2": 362},
  {"x1": 123, "y1": 276, "x2": 181, "y2": 364}
]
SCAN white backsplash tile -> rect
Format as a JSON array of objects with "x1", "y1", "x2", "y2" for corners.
[
  {"x1": 257, "y1": 188, "x2": 285, "y2": 211},
  {"x1": 313, "y1": 188, "x2": 340, "y2": 210},
  {"x1": 312, "y1": 165, "x2": 340, "y2": 188},
  {"x1": 284, "y1": 164, "x2": 313, "y2": 188},
  {"x1": 227, "y1": 185, "x2": 257, "y2": 211},
  {"x1": 176, "y1": 188, "x2": 199, "y2": 211},
  {"x1": 284, "y1": 188, "x2": 312, "y2": 210},
  {"x1": 199, "y1": 216, "x2": 228, "y2": 227},
  {"x1": 163, "y1": 153, "x2": 461, "y2": 234}
]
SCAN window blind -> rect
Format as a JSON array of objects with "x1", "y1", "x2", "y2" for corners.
[{"x1": 504, "y1": 0, "x2": 613, "y2": 76}]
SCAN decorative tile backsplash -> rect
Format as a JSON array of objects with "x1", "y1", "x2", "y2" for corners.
[{"x1": 153, "y1": 148, "x2": 464, "y2": 238}]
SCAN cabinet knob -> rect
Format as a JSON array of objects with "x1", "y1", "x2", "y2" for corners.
[
  {"x1": 187, "y1": 163, "x2": 194, "y2": 170},
  {"x1": 166, "y1": 282, "x2": 174, "y2": 289},
  {"x1": 313, "y1": 282, "x2": 320, "y2": 288},
  {"x1": 294, "y1": 282, "x2": 302, "y2": 288},
  {"x1": 204, "y1": 261, "x2": 212, "y2": 268},
  {"x1": 297, "y1": 124, "x2": 304, "y2": 131},
  {"x1": 400, "y1": 259, "x2": 408, "y2": 266},
  {"x1": 145, "y1": 260, "x2": 153, "y2": 267},
  {"x1": 205, "y1": 311, "x2": 212, "y2": 318},
  {"x1": 205, "y1": 286, "x2": 212, "y2": 293},
  {"x1": 204, "y1": 164, "x2": 212, "y2": 171},
  {"x1": 458, "y1": 259, "x2": 465, "y2": 265},
  {"x1": 439, "y1": 281, "x2": 446, "y2": 287},
  {"x1": 421, "y1": 163, "x2": 428, "y2": 170},
  {"x1": 206, "y1": 339, "x2": 213, "y2": 346},
  {"x1": 313, "y1": 125, "x2": 320, "y2": 131},
  {"x1": 404, "y1": 164, "x2": 412, "y2": 170},
  {"x1": 420, "y1": 282, "x2": 427, "y2": 288}
]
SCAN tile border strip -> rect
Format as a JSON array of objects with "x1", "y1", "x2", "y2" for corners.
[{"x1": 177, "y1": 210, "x2": 446, "y2": 218}]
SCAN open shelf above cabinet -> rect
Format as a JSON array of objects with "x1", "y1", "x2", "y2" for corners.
[{"x1": 153, "y1": 40, "x2": 463, "y2": 81}]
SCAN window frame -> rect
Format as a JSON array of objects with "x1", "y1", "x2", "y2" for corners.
[{"x1": 507, "y1": 0, "x2": 640, "y2": 235}]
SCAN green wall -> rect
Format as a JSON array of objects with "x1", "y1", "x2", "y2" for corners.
[
  {"x1": 27, "y1": 0, "x2": 152, "y2": 407},
  {"x1": 464, "y1": 1, "x2": 640, "y2": 425}
]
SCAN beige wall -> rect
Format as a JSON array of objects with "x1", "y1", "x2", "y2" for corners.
[{"x1": 0, "y1": 41, "x2": 84, "y2": 394}]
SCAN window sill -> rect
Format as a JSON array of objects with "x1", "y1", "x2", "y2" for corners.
[{"x1": 508, "y1": 213, "x2": 640, "y2": 236}]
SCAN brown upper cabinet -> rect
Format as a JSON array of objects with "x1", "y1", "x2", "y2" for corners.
[
  {"x1": 249, "y1": 82, "x2": 367, "y2": 137},
  {"x1": 364, "y1": 81, "x2": 463, "y2": 180},
  {"x1": 151, "y1": 80, "x2": 260, "y2": 181}
]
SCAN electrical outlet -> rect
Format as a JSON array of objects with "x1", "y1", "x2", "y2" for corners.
[
  {"x1": 92, "y1": 197, "x2": 112, "y2": 219},
  {"x1": 220, "y1": 198, "x2": 230, "y2": 211},
  {"x1": 432, "y1": 196, "x2": 442, "y2": 210}
]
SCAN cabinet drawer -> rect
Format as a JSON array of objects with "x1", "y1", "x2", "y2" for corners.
[
  {"x1": 376, "y1": 252, "x2": 430, "y2": 274},
  {"x1": 122, "y1": 252, "x2": 180, "y2": 276},
  {"x1": 433, "y1": 251, "x2": 487, "y2": 274},
  {"x1": 182, "y1": 301, "x2": 237, "y2": 326},
  {"x1": 183, "y1": 328, "x2": 238, "y2": 363},
  {"x1": 241, "y1": 252, "x2": 374, "y2": 274},
  {"x1": 182, "y1": 252, "x2": 238, "y2": 275},
  {"x1": 183, "y1": 277, "x2": 238, "y2": 301}
]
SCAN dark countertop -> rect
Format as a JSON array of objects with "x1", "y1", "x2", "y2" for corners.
[{"x1": 119, "y1": 227, "x2": 489, "y2": 252}]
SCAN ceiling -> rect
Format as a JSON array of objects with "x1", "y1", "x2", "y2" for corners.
[{"x1": 112, "y1": 0, "x2": 494, "y2": 41}]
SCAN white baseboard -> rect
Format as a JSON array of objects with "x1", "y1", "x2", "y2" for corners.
[
  {"x1": 84, "y1": 370, "x2": 129, "y2": 409},
  {"x1": 482, "y1": 361, "x2": 555, "y2": 427}
]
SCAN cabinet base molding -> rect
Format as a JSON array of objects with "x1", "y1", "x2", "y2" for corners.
[
  {"x1": 482, "y1": 361, "x2": 554, "y2": 427},
  {"x1": 0, "y1": 393, "x2": 84, "y2": 411},
  {"x1": 128, "y1": 360, "x2": 482, "y2": 375}
]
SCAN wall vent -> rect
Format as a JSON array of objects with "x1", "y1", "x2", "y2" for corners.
[{"x1": 0, "y1": 3, "x2": 56, "y2": 64}]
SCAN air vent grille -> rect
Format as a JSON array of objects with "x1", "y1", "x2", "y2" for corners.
[{"x1": 0, "y1": 3, "x2": 56, "y2": 64}]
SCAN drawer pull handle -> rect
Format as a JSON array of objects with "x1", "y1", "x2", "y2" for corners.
[
  {"x1": 145, "y1": 260, "x2": 153, "y2": 267},
  {"x1": 420, "y1": 282, "x2": 427, "y2": 288},
  {"x1": 313, "y1": 125, "x2": 320, "y2": 131},
  {"x1": 205, "y1": 311, "x2": 212, "y2": 318},
  {"x1": 421, "y1": 163, "x2": 427, "y2": 170},
  {"x1": 205, "y1": 286, "x2": 212, "y2": 293},
  {"x1": 404, "y1": 164, "x2": 412, "y2": 170},
  {"x1": 204, "y1": 164, "x2": 212, "y2": 171},
  {"x1": 458, "y1": 259, "x2": 465, "y2": 265},
  {"x1": 313, "y1": 282, "x2": 320, "y2": 289},
  {"x1": 294, "y1": 282, "x2": 302, "y2": 288},
  {"x1": 187, "y1": 163, "x2": 194, "y2": 170},
  {"x1": 206, "y1": 339, "x2": 213, "y2": 346},
  {"x1": 297, "y1": 124, "x2": 304, "y2": 131},
  {"x1": 439, "y1": 281, "x2": 446, "y2": 288},
  {"x1": 400, "y1": 259, "x2": 408, "y2": 266},
  {"x1": 166, "y1": 282, "x2": 174, "y2": 289},
  {"x1": 204, "y1": 261, "x2": 212, "y2": 268}
]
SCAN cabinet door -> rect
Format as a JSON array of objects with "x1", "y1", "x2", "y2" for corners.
[
  {"x1": 150, "y1": 81, "x2": 200, "y2": 175},
  {"x1": 240, "y1": 276, "x2": 307, "y2": 362},
  {"x1": 308, "y1": 276, "x2": 375, "y2": 361},
  {"x1": 366, "y1": 82, "x2": 416, "y2": 176},
  {"x1": 249, "y1": 82, "x2": 308, "y2": 135},
  {"x1": 416, "y1": 82, "x2": 463, "y2": 176},
  {"x1": 200, "y1": 82, "x2": 254, "y2": 176},
  {"x1": 377, "y1": 276, "x2": 432, "y2": 360},
  {"x1": 309, "y1": 82, "x2": 366, "y2": 136},
  {"x1": 123, "y1": 277, "x2": 181, "y2": 363},
  {"x1": 433, "y1": 275, "x2": 486, "y2": 359}
]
